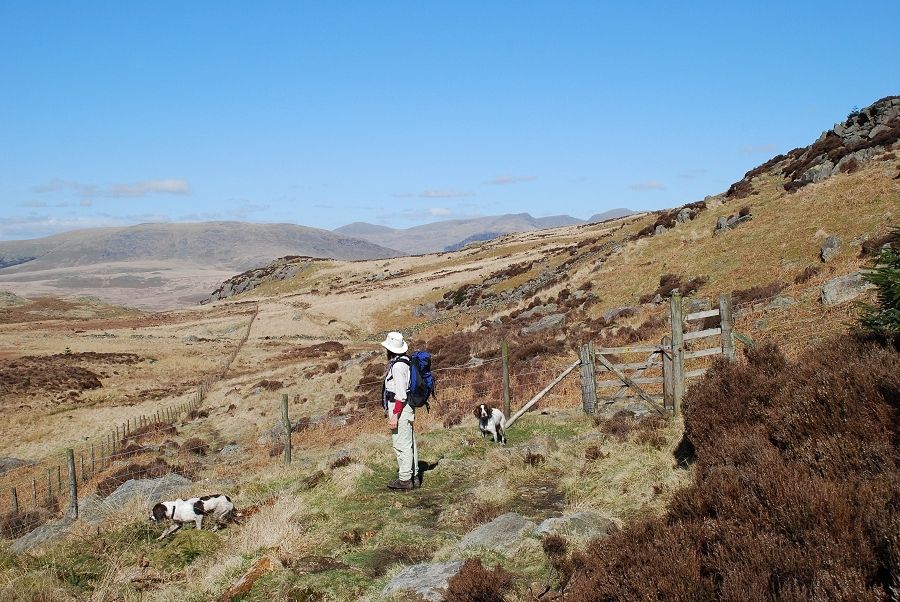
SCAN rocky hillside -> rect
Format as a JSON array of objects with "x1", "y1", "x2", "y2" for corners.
[{"x1": 727, "y1": 95, "x2": 900, "y2": 198}]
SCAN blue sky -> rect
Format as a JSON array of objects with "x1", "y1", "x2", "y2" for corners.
[{"x1": 1, "y1": 1, "x2": 898, "y2": 240}]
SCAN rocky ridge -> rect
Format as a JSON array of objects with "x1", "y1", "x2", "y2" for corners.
[{"x1": 727, "y1": 95, "x2": 900, "y2": 198}]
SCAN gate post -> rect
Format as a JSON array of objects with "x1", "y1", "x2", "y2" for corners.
[
  {"x1": 578, "y1": 342, "x2": 597, "y2": 415},
  {"x1": 661, "y1": 335, "x2": 673, "y2": 410},
  {"x1": 719, "y1": 293, "x2": 736, "y2": 361},
  {"x1": 669, "y1": 292, "x2": 685, "y2": 416},
  {"x1": 501, "y1": 341, "x2": 511, "y2": 419},
  {"x1": 66, "y1": 448, "x2": 78, "y2": 519},
  {"x1": 281, "y1": 393, "x2": 292, "y2": 465}
]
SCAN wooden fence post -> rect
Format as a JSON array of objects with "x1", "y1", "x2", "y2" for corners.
[
  {"x1": 56, "y1": 465, "x2": 61, "y2": 492},
  {"x1": 281, "y1": 393, "x2": 292, "y2": 465},
  {"x1": 669, "y1": 292, "x2": 685, "y2": 416},
  {"x1": 501, "y1": 341, "x2": 511, "y2": 419},
  {"x1": 66, "y1": 449, "x2": 78, "y2": 519},
  {"x1": 47, "y1": 468, "x2": 53, "y2": 503},
  {"x1": 31, "y1": 479, "x2": 37, "y2": 510},
  {"x1": 719, "y1": 293, "x2": 736, "y2": 362},
  {"x1": 10, "y1": 487, "x2": 17, "y2": 514},
  {"x1": 90, "y1": 444, "x2": 95, "y2": 479},
  {"x1": 578, "y1": 342, "x2": 597, "y2": 415},
  {"x1": 79, "y1": 453, "x2": 85, "y2": 484},
  {"x1": 661, "y1": 335, "x2": 673, "y2": 410}
]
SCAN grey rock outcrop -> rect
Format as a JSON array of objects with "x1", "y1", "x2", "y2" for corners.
[
  {"x1": 202, "y1": 258, "x2": 307, "y2": 304},
  {"x1": 522, "y1": 313, "x2": 565, "y2": 335},
  {"x1": 766, "y1": 296, "x2": 795, "y2": 311},
  {"x1": 80, "y1": 473, "x2": 193, "y2": 524},
  {"x1": 412, "y1": 303, "x2": 437, "y2": 318},
  {"x1": 11, "y1": 516, "x2": 76, "y2": 554},
  {"x1": 714, "y1": 214, "x2": 752, "y2": 235},
  {"x1": 603, "y1": 306, "x2": 637, "y2": 322},
  {"x1": 519, "y1": 303, "x2": 559, "y2": 321},
  {"x1": 457, "y1": 512, "x2": 537, "y2": 553},
  {"x1": 0, "y1": 457, "x2": 29, "y2": 475},
  {"x1": 654, "y1": 224, "x2": 668, "y2": 235},
  {"x1": 536, "y1": 511, "x2": 617, "y2": 541},
  {"x1": 821, "y1": 272, "x2": 876, "y2": 305},
  {"x1": 820, "y1": 235, "x2": 841, "y2": 262},
  {"x1": 685, "y1": 298, "x2": 711, "y2": 313},
  {"x1": 382, "y1": 560, "x2": 465, "y2": 601}
]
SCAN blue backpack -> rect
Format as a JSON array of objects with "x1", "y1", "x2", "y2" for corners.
[{"x1": 397, "y1": 351, "x2": 435, "y2": 410}]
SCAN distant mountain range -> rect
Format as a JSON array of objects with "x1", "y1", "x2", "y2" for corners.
[
  {"x1": 0, "y1": 209, "x2": 637, "y2": 308},
  {"x1": 334, "y1": 209, "x2": 637, "y2": 254},
  {"x1": 0, "y1": 222, "x2": 398, "y2": 309}
]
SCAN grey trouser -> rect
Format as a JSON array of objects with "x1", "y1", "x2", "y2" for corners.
[{"x1": 392, "y1": 404, "x2": 418, "y2": 481}]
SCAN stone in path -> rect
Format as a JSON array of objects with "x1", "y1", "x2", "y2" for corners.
[
  {"x1": 382, "y1": 560, "x2": 465, "y2": 602},
  {"x1": 457, "y1": 512, "x2": 537, "y2": 554},
  {"x1": 536, "y1": 511, "x2": 617, "y2": 541}
]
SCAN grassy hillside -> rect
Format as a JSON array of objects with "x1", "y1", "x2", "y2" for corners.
[{"x1": 0, "y1": 141, "x2": 896, "y2": 599}]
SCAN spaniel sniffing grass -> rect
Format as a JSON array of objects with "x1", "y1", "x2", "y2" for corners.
[
  {"x1": 150, "y1": 494, "x2": 235, "y2": 540},
  {"x1": 474, "y1": 404, "x2": 507, "y2": 444}
]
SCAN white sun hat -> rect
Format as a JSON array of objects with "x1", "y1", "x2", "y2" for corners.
[{"x1": 380, "y1": 331, "x2": 408, "y2": 354}]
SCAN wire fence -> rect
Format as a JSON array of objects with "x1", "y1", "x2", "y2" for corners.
[{"x1": 0, "y1": 305, "x2": 261, "y2": 539}]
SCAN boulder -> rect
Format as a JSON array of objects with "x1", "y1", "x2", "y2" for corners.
[
  {"x1": 675, "y1": 208, "x2": 693, "y2": 223},
  {"x1": 11, "y1": 516, "x2": 76, "y2": 554},
  {"x1": 654, "y1": 225, "x2": 668, "y2": 235},
  {"x1": 820, "y1": 235, "x2": 841, "y2": 262},
  {"x1": 519, "y1": 303, "x2": 559, "y2": 321},
  {"x1": 536, "y1": 511, "x2": 617, "y2": 541},
  {"x1": 805, "y1": 160, "x2": 836, "y2": 183},
  {"x1": 219, "y1": 444, "x2": 242, "y2": 456},
  {"x1": 522, "y1": 313, "x2": 565, "y2": 335},
  {"x1": 766, "y1": 296, "x2": 795, "y2": 311},
  {"x1": 715, "y1": 216, "x2": 728, "y2": 231},
  {"x1": 0, "y1": 457, "x2": 29, "y2": 475},
  {"x1": 821, "y1": 272, "x2": 876, "y2": 305},
  {"x1": 382, "y1": 560, "x2": 465, "y2": 602},
  {"x1": 80, "y1": 473, "x2": 193, "y2": 524},
  {"x1": 685, "y1": 298, "x2": 711, "y2": 313},
  {"x1": 603, "y1": 306, "x2": 637, "y2": 322},
  {"x1": 457, "y1": 512, "x2": 537, "y2": 554},
  {"x1": 412, "y1": 303, "x2": 437, "y2": 318}
]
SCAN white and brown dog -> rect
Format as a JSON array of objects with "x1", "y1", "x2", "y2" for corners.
[
  {"x1": 474, "y1": 404, "x2": 507, "y2": 444},
  {"x1": 150, "y1": 494, "x2": 235, "y2": 540}
]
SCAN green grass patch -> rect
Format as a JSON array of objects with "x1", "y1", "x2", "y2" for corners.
[{"x1": 148, "y1": 528, "x2": 222, "y2": 570}]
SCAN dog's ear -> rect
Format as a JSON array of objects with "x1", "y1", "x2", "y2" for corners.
[
  {"x1": 473, "y1": 405, "x2": 482, "y2": 418},
  {"x1": 151, "y1": 503, "x2": 167, "y2": 522}
]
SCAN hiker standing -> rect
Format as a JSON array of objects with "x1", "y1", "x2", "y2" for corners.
[{"x1": 381, "y1": 331, "x2": 418, "y2": 490}]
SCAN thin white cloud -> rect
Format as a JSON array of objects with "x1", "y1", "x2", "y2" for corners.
[
  {"x1": 428, "y1": 208, "x2": 453, "y2": 217},
  {"x1": 484, "y1": 174, "x2": 538, "y2": 186},
  {"x1": 740, "y1": 144, "x2": 777, "y2": 155},
  {"x1": 419, "y1": 189, "x2": 474, "y2": 199},
  {"x1": 629, "y1": 180, "x2": 667, "y2": 191},
  {"x1": 32, "y1": 179, "x2": 92, "y2": 195},
  {"x1": 678, "y1": 169, "x2": 707, "y2": 179},
  {"x1": 107, "y1": 179, "x2": 191, "y2": 197},
  {"x1": 32, "y1": 178, "x2": 191, "y2": 198},
  {"x1": 0, "y1": 214, "x2": 132, "y2": 240}
]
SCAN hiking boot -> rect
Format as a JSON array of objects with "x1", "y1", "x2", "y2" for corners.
[{"x1": 387, "y1": 478, "x2": 413, "y2": 491}]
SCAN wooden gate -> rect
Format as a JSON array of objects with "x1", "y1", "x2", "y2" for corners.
[{"x1": 579, "y1": 292, "x2": 735, "y2": 417}]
